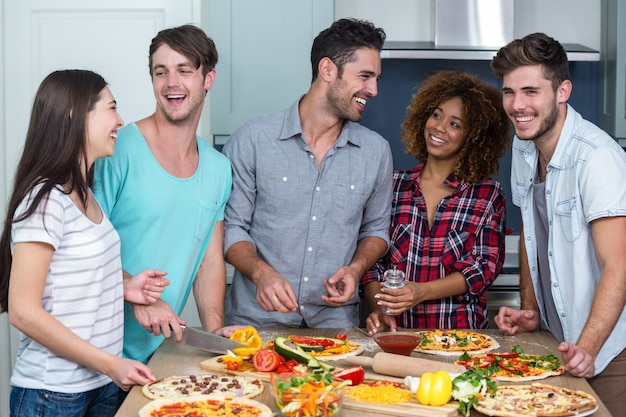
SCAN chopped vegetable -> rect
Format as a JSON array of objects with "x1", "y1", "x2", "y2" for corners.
[
  {"x1": 271, "y1": 372, "x2": 348, "y2": 417},
  {"x1": 331, "y1": 366, "x2": 365, "y2": 385},
  {"x1": 253, "y1": 349, "x2": 281, "y2": 372},
  {"x1": 230, "y1": 327, "x2": 262, "y2": 357},
  {"x1": 452, "y1": 367, "x2": 497, "y2": 417}
]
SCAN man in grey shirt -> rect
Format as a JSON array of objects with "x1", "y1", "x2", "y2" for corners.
[{"x1": 223, "y1": 18, "x2": 393, "y2": 328}]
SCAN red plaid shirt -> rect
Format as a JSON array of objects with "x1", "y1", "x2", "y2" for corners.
[{"x1": 361, "y1": 163, "x2": 506, "y2": 329}]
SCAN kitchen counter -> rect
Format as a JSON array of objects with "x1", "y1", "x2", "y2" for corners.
[{"x1": 116, "y1": 328, "x2": 611, "y2": 416}]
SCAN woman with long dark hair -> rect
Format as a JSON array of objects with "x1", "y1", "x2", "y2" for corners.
[{"x1": 0, "y1": 70, "x2": 167, "y2": 416}]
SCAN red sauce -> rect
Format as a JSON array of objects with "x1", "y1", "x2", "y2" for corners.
[{"x1": 374, "y1": 334, "x2": 422, "y2": 356}]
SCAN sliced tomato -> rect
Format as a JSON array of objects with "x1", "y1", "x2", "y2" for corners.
[
  {"x1": 288, "y1": 336, "x2": 337, "y2": 348},
  {"x1": 498, "y1": 358, "x2": 529, "y2": 373},
  {"x1": 460, "y1": 356, "x2": 496, "y2": 369},
  {"x1": 487, "y1": 352, "x2": 519, "y2": 358},
  {"x1": 334, "y1": 333, "x2": 348, "y2": 341},
  {"x1": 332, "y1": 366, "x2": 365, "y2": 385},
  {"x1": 275, "y1": 358, "x2": 300, "y2": 375},
  {"x1": 226, "y1": 361, "x2": 239, "y2": 371},
  {"x1": 252, "y1": 349, "x2": 280, "y2": 372}
]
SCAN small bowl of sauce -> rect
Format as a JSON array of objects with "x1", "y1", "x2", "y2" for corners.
[{"x1": 373, "y1": 332, "x2": 423, "y2": 356}]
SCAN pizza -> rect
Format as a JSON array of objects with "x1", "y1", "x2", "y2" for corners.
[
  {"x1": 266, "y1": 334, "x2": 364, "y2": 361},
  {"x1": 473, "y1": 383, "x2": 598, "y2": 417},
  {"x1": 456, "y1": 347, "x2": 565, "y2": 382},
  {"x1": 414, "y1": 330, "x2": 499, "y2": 356},
  {"x1": 142, "y1": 374, "x2": 264, "y2": 400},
  {"x1": 138, "y1": 394, "x2": 272, "y2": 417}
]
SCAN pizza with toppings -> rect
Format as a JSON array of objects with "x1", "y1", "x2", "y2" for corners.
[
  {"x1": 141, "y1": 374, "x2": 264, "y2": 400},
  {"x1": 473, "y1": 383, "x2": 598, "y2": 417},
  {"x1": 138, "y1": 394, "x2": 272, "y2": 417},
  {"x1": 414, "y1": 330, "x2": 499, "y2": 356},
  {"x1": 456, "y1": 345, "x2": 565, "y2": 382},
  {"x1": 266, "y1": 334, "x2": 364, "y2": 361}
]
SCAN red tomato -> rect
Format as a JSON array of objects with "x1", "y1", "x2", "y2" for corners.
[
  {"x1": 461, "y1": 356, "x2": 496, "y2": 369},
  {"x1": 487, "y1": 352, "x2": 519, "y2": 358},
  {"x1": 332, "y1": 366, "x2": 365, "y2": 385},
  {"x1": 334, "y1": 333, "x2": 348, "y2": 341},
  {"x1": 498, "y1": 358, "x2": 529, "y2": 373},
  {"x1": 288, "y1": 336, "x2": 336, "y2": 348},
  {"x1": 226, "y1": 361, "x2": 239, "y2": 371},
  {"x1": 252, "y1": 349, "x2": 280, "y2": 372},
  {"x1": 275, "y1": 358, "x2": 300, "y2": 375}
]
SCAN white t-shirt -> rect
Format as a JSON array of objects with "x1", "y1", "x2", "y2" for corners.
[{"x1": 10, "y1": 185, "x2": 123, "y2": 393}]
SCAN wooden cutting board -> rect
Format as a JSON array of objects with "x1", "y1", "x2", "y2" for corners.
[
  {"x1": 200, "y1": 356, "x2": 405, "y2": 383},
  {"x1": 200, "y1": 357, "x2": 459, "y2": 416}
]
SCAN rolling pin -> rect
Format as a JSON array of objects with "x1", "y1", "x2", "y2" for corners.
[{"x1": 344, "y1": 352, "x2": 465, "y2": 378}]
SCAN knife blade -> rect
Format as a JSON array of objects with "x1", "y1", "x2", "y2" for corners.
[{"x1": 181, "y1": 325, "x2": 249, "y2": 354}]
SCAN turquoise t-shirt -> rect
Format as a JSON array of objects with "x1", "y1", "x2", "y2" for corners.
[{"x1": 93, "y1": 123, "x2": 232, "y2": 363}]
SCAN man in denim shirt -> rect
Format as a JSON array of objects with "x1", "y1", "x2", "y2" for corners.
[
  {"x1": 492, "y1": 32, "x2": 626, "y2": 415},
  {"x1": 222, "y1": 18, "x2": 393, "y2": 329}
]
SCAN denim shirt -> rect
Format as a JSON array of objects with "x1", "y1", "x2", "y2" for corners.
[
  {"x1": 223, "y1": 99, "x2": 393, "y2": 328},
  {"x1": 511, "y1": 104, "x2": 626, "y2": 374}
]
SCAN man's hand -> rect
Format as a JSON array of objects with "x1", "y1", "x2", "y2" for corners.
[
  {"x1": 132, "y1": 299, "x2": 186, "y2": 342},
  {"x1": 494, "y1": 306, "x2": 540, "y2": 335},
  {"x1": 214, "y1": 324, "x2": 251, "y2": 338},
  {"x1": 124, "y1": 270, "x2": 169, "y2": 305},
  {"x1": 322, "y1": 266, "x2": 359, "y2": 306},
  {"x1": 365, "y1": 310, "x2": 398, "y2": 335},
  {"x1": 558, "y1": 342, "x2": 596, "y2": 378},
  {"x1": 255, "y1": 271, "x2": 298, "y2": 313}
]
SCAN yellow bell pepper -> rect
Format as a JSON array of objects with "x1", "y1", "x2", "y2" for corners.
[
  {"x1": 416, "y1": 370, "x2": 452, "y2": 406},
  {"x1": 232, "y1": 347, "x2": 258, "y2": 357},
  {"x1": 229, "y1": 326, "x2": 262, "y2": 357}
]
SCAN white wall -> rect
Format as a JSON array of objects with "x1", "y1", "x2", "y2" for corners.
[{"x1": 334, "y1": 0, "x2": 601, "y2": 50}]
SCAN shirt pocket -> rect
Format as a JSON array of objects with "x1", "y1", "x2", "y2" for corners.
[
  {"x1": 331, "y1": 183, "x2": 370, "y2": 225},
  {"x1": 262, "y1": 173, "x2": 305, "y2": 218},
  {"x1": 388, "y1": 223, "x2": 412, "y2": 265},
  {"x1": 195, "y1": 200, "x2": 221, "y2": 241},
  {"x1": 440, "y1": 230, "x2": 473, "y2": 272},
  {"x1": 555, "y1": 197, "x2": 581, "y2": 242}
]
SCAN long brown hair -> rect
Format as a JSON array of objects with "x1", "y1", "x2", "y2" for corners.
[{"x1": 0, "y1": 69, "x2": 107, "y2": 312}]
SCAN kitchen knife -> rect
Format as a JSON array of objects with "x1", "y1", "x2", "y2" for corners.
[
  {"x1": 181, "y1": 325, "x2": 249, "y2": 354},
  {"x1": 344, "y1": 352, "x2": 465, "y2": 378}
]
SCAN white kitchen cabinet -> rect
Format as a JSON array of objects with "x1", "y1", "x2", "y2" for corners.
[
  {"x1": 208, "y1": 0, "x2": 334, "y2": 146},
  {"x1": 600, "y1": 0, "x2": 626, "y2": 144}
]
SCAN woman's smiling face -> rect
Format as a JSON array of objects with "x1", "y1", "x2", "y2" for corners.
[{"x1": 423, "y1": 96, "x2": 467, "y2": 161}]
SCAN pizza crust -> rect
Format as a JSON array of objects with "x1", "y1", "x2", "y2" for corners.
[
  {"x1": 473, "y1": 383, "x2": 598, "y2": 417},
  {"x1": 494, "y1": 368, "x2": 564, "y2": 382},
  {"x1": 142, "y1": 374, "x2": 264, "y2": 400},
  {"x1": 456, "y1": 352, "x2": 566, "y2": 382},
  {"x1": 308, "y1": 341, "x2": 364, "y2": 361},
  {"x1": 414, "y1": 330, "x2": 499, "y2": 356},
  {"x1": 138, "y1": 394, "x2": 272, "y2": 417}
]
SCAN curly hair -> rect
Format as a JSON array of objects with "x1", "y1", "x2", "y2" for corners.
[{"x1": 401, "y1": 70, "x2": 511, "y2": 183}]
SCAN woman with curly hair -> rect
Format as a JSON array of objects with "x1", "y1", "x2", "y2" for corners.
[{"x1": 362, "y1": 70, "x2": 511, "y2": 333}]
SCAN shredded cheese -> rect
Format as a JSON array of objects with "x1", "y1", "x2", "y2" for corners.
[{"x1": 347, "y1": 384, "x2": 412, "y2": 404}]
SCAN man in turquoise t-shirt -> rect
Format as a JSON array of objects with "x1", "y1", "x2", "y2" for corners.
[{"x1": 93, "y1": 24, "x2": 232, "y2": 364}]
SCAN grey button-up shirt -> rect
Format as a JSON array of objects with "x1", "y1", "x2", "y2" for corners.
[{"x1": 223, "y1": 99, "x2": 393, "y2": 328}]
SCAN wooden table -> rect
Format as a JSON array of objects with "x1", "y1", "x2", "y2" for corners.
[{"x1": 116, "y1": 328, "x2": 611, "y2": 416}]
